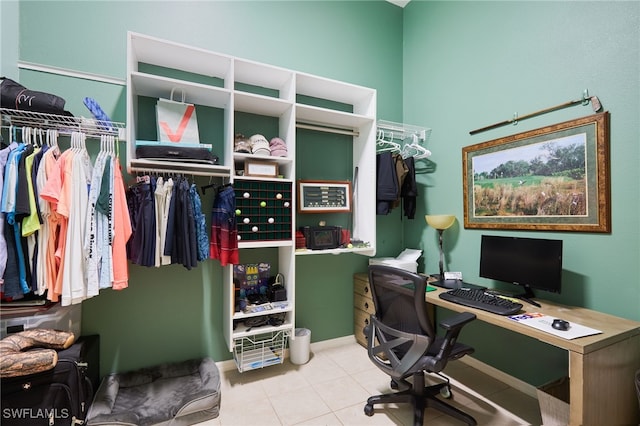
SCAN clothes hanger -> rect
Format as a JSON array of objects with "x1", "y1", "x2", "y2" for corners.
[
  {"x1": 401, "y1": 134, "x2": 431, "y2": 159},
  {"x1": 376, "y1": 130, "x2": 401, "y2": 153},
  {"x1": 36, "y1": 128, "x2": 44, "y2": 148},
  {"x1": 70, "y1": 131, "x2": 78, "y2": 151},
  {"x1": 200, "y1": 176, "x2": 216, "y2": 195},
  {"x1": 48, "y1": 129, "x2": 60, "y2": 152},
  {"x1": 21, "y1": 127, "x2": 30, "y2": 145}
]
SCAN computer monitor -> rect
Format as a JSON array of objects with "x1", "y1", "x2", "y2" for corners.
[{"x1": 479, "y1": 235, "x2": 562, "y2": 305}]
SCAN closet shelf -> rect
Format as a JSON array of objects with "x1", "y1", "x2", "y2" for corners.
[
  {"x1": 0, "y1": 108, "x2": 126, "y2": 140},
  {"x1": 377, "y1": 119, "x2": 431, "y2": 143}
]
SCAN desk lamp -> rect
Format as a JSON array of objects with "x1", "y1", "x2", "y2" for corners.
[{"x1": 425, "y1": 214, "x2": 456, "y2": 286}]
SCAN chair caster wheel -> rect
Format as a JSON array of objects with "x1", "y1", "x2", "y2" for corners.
[
  {"x1": 440, "y1": 385, "x2": 452, "y2": 399},
  {"x1": 364, "y1": 404, "x2": 374, "y2": 416}
]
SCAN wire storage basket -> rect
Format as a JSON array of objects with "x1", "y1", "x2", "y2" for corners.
[{"x1": 233, "y1": 330, "x2": 289, "y2": 372}]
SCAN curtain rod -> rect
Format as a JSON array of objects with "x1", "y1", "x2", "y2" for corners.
[{"x1": 469, "y1": 90, "x2": 602, "y2": 135}]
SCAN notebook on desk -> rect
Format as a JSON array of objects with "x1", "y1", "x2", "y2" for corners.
[{"x1": 508, "y1": 312, "x2": 602, "y2": 339}]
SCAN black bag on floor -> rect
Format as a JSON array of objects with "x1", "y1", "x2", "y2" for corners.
[{"x1": 1, "y1": 334, "x2": 100, "y2": 426}]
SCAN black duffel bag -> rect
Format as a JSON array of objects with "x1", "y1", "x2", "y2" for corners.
[
  {"x1": 1, "y1": 335, "x2": 100, "y2": 426},
  {"x1": 1, "y1": 77, "x2": 69, "y2": 115},
  {"x1": 136, "y1": 144, "x2": 219, "y2": 165}
]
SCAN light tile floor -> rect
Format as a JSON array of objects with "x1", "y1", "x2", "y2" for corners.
[{"x1": 200, "y1": 338, "x2": 543, "y2": 425}]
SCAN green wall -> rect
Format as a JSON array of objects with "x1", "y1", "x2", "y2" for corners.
[
  {"x1": 4, "y1": 0, "x2": 405, "y2": 376},
  {"x1": 402, "y1": 1, "x2": 640, "y2": 385},
  {"x1": 3, "y1": 1, "x2": 638, "y2": 387}
]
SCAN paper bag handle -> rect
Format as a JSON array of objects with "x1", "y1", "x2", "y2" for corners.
[{"x1": 170, "y1": 87, "x2": 186, "y2": 103}]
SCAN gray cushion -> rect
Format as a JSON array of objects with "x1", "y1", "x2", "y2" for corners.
[{"x1": 87, "y1": 357, "x2": 220, "y2": 426}]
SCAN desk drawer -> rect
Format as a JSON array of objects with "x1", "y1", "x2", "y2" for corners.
[
  {"x1": 354, "y1": 275, "x2": 371, "y2": 298},
  {"x1": 354, "y1": 293, "x2": 375, "y2": 315},
  {"x1": 354, "y1": 308, "x2": 371, "y2": 348}
]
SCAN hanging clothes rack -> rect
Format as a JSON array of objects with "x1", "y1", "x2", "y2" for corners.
[
  {"x1": 376, "y1": 120, "x2": 431, "y2": 144},
  {"x1": 0, "y1": 107, "x2": 126, "y2": 140}
]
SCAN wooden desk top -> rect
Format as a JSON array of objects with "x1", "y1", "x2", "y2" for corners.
[
  {"x1": 354, "y1": 273, "x2": 640, "y2": 355},
  {"x1": 426, "y1": 285, "x2": 640, "y2": 355}
]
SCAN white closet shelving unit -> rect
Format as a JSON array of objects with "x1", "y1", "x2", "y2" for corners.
[{"x1": 126, "y1": 32, "x2": 376, "y2": 372}]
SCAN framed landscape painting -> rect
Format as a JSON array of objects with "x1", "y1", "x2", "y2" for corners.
[{"x1": 462, "y1": 112, "x2": 610, "y2": 232}]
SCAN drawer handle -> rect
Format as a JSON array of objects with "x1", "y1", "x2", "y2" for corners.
[
  {"x1": 364, "y1": 302, "x2": 369, "y2": 310},
  {"x1": 364, "y1": 286, "x2": 369, "y2": 294},
  {"x1": 364, "y1": 318, "x2": 369, "y2": 325}
]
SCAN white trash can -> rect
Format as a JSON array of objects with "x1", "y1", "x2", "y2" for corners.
[{"x1": 289, "y1": 328, "x2": 311, "y2": 365}]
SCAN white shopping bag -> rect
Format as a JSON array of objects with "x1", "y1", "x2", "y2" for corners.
[{"x1": 156, "y1": 88, "x2": 200, "y2": 143}]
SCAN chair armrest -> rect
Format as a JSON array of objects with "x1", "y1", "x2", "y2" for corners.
[
  {"x1": 426, "y1": 312, "x2": 476, "y2": 370},
  {"x1": 439, "y1": 312, "x2": 476, "y2": 331}
]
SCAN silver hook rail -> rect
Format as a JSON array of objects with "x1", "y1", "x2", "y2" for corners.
[{"x1": 0, "y1": 107, "x2": 126, "y2": 140}]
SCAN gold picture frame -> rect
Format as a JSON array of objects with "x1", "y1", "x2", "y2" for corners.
[
  {"x1": 297, "y1": 180, "x2": 352, "y2": 213},
  {"x1": 462, "y1": 112, "x2": 610, "y2": 232}
]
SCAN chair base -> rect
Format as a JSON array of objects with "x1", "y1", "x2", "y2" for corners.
[{"x1": 364, "y1": 372, "x2": 476, "y2": 426}]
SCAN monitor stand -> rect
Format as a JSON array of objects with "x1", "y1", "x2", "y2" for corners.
[{"x1": 513, "y1": 286, "x2": 541, "y2": 308}]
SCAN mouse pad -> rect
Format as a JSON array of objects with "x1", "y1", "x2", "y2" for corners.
[{"x1": 508, "y1": 312, "x2": 602, "y2": 339}]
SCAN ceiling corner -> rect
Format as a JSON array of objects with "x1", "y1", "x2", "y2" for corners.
[{"x1": 386, "y1": 0, "x2": 411, "y2": 8}]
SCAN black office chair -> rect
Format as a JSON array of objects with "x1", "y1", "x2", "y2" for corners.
[{"x1": 364, "y1": 265, "x2": 478, "y2": 426}]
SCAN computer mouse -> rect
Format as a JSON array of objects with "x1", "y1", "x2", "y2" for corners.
[{"x1": 552, "y1": 319, "x2": 570, "y2": 331}]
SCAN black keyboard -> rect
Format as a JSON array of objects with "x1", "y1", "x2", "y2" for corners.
[{"x1": 439, "y1": 288, "x2": 523, "y2": 316}]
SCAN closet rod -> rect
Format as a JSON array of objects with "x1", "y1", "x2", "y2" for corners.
[
  {"x1": 469, "y1": 90, "x2": 603, "y2": 135},
  {"x1": 128, "y1": 157, "x2": 231, "y2": 179},
  {"x1": 296, "y1": 122, "x2": 359, "y2": 137},
  {"x1": 128, "y1": 166, "x2": 230, "y2": 178},
  {"x1": 1, "y1": 108, "x2": 126, "y2": 140}
]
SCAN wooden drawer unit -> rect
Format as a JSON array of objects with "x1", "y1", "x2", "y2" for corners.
[
  {"x1": 353, "y1": 272, "x2": 435, "y2": 348},
  {"x1": 354, "y1": 273, "x2": 372, "y2": 348}
]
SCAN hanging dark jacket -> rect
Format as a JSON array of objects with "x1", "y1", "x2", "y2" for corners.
[
  {"x1": 401, "y1": 156, "x2": 418, "y2": 219},
  {"x1": 376, "y1": 152, "x2": 398, "y2": 215}
]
